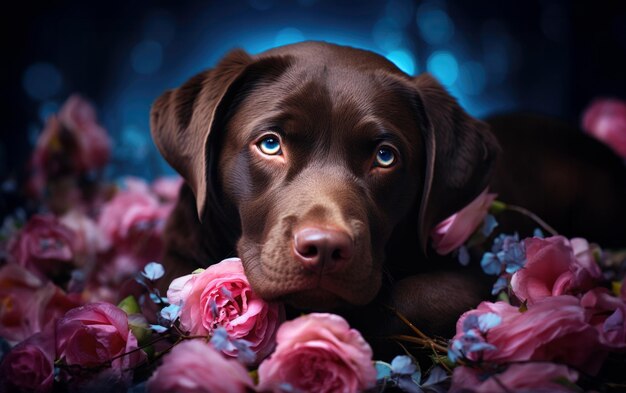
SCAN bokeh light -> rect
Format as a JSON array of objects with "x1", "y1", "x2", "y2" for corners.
[
  {"x1": 38, "y1": 101, "x2": 59, "y2": 123},
  {"x1": 22, "y1": 63, "x2": 63, "y2": 101},
  {"x1": 373, "y1": 17, "x2": 404, "y2": 51},
  {"x1": 457, "y1": 61, "x2": 486, "y2": 96},
  {"x1": 416, "y1": 4, "x2": 455, "y2": 45},
  {"x1": 386, "y1": 49, "x2": 416, "y2": 75},
  {"x1": 274, "y1": 27, "x2": 306, "y2": 47},
  {"x1": 427, "y1": 51, "x2": 459, "y2": 86},
  {"x1": 131, "y1": 41, "x2": 163, "y2": 75}
]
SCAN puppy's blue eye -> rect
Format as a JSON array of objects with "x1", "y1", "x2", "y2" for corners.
[
  {"x1": 258, "y1": 136, "x2": 282, "y2": 155},
  {"x1": 375, "y1": 147, "x2": 396, "y2": 168}
]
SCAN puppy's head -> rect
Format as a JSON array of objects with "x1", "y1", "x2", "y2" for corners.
[{"x1": 151, "y1": 42, "x2": 499, "y2": 310}]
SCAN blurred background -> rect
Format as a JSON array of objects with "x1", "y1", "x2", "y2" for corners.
[{"x1": 2, "y1": 0, "x2": 625, "y2": 183}]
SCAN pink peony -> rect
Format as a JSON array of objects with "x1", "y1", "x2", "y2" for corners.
[
  {"x1": 431, "y1": 188, "x2": 497, "y2": 255},
  {"x1": 0, "y1": 264, "x2": 80, "y2": 344},
  {"x1": 582, "y1": 98, "x2": 626, "y2": 158},
  {"x1": 511, "y1": 236, "x2": 601, "y2": 304},
  {"x1": 257, "y1": 313, "x2": 376, "y2": 393},
  {"x1": 167, "y1": 258, "x2": 284, "y2": 361},
  {"x1": 0, "y1": 331, "x2": 56, "y2": 393},
  {"x1": 452, "y1": 296, "x2": 606, "y2": 375},
  {"x1": 450, "y1": 363, "x2": 578, "y2": 393},
  {"x1": 582, "y1": 288, "x2": 626, "y2": 349},
  {"x1": 56, "y1": 302, "x2": 145, "y2": 382},
  {"x1": 146, "y1": 339, "x2": 254, "y2": 393},
  {"x1": 8, "y1": 214, "x2": 77, "y2": 281}
]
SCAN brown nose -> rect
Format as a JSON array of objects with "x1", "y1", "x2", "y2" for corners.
[{"x1": 293, "y1": 227, "x2": 353, "y2": 272}]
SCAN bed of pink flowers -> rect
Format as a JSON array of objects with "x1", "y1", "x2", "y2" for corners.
[{"x1": 0, "y1": 95, "x2": 625, "y2": 393}]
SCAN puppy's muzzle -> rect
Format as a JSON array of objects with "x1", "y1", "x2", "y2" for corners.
[{"x1": 292, "y1": 226, "x2": 354, "y2": 273}]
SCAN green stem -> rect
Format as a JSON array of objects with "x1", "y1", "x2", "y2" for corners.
[{"x1": 502, "y1": 203, "x2": 559, "y2": 236}]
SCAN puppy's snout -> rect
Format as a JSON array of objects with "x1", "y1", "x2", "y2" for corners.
[{"x1": 293, "y1": 227, "x2": 353, "y2": 272}]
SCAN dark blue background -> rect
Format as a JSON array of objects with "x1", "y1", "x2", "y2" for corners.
[{"x1": 2, "y1": 0, "x2": 626, "y2": 183}]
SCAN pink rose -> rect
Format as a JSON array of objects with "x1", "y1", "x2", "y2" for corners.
[
  {"x1": 0, "y1": 331, "x2": 56, "y2": 393},
  {"x1": 60, "y1": 209, "x2": 108, "y2": 268},
  {"x1": 57, "y1": 94, "x2": 111, "y2": 171},
  {"x1": 451, "y1": 363, "x2": 578, "y2": 393},
  {"x1": 452, "y1": 296, "x2": 606, "y2": 375},
  {"x1": 511, "y1": 236, "x2": 601, "y2": 304},
  {"x1": 8, "y1": 215, "x2": 76, "y2": 281},
  {"x1": 0, "y1": 264, "x2": 80, "y2": 344},
  {"x1": 96, "y1": 183, "x2": 172, "y2": 281},
  {"x1": 167, "y1": 258, "x2": 284, "y2": 361},
  {"x1": 151, "y1": 176, "x2": 183, "y2": 203},
  {"x1": 29, "y1": 95, "x2": 110, "y2": 197},
  {"x1": 582, "y1": 98, "x2": 626, "y2": 158},
  {"x1": 431, "y1": 188, "x2": 497, "y2": 255},
  {"x1": 582, "y1": 288, "x2": 626, "y2": 349},
  {"x1": 257, "y1": 313, "x2": 376, "y2": 393},
  {"x1": 147, "y1": 339, "x2": 254, "y2": 393},
  {"x1": 56, "y1": 302, "x2": 145, "y2": 382}
]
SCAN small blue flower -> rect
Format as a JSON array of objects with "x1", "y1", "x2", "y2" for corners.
[
  {"x1": 533, "y1": 228, "x2": 545, "y2": 238},
  {"x1": 160, "y1": 304, "x2": 181, "y2": 323},
  {"x1": 462, "y1": 314, "x2": 480, "y2": 333},
  {"x1": 149, "y1": 324, "x2": 168, "y2": 333},
  {"x1": 210, "y1": 300, "x2": 219, "y2": 319},
  {"x1": 477, "y1": 313, "x2": 501, "y2": 332},
  {"x1": 232, "y1": 339, "x2": 256, "y2": 365},
  {"x1": 491, "y1": 276, "x2": 508, "y2": 296},
  {"x1": 498, "y1": 242, "x2": 526, "y2": 274},
  {"x1": 458, "y1": 245, "x2": 470, "y2": 266},
  {"x1": 390, "y1": 355, "x2": 417, "y2": 375},
  {"x1": 604, "y1": 308, "x2": 624, "y2": 332},
  {"x1": 481, "y1": 214, "x2": 499, "y2": 237},
  {"x1": 210, "y1": 327, "x2": 232, "y2": 352},
  {"x1": 480, "y1": 252, "x2": 502, "y2": 275},
  {"x1": 220, "y1": 286, "x2": 234, "y2": 302},
  {"x1": 141, "y1": 262, "x2": 165, "y2": 281}
]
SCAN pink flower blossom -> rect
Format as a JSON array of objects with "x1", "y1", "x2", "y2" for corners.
[
  {"x1": 167, "y1": 258, "x2": 284, "y2": 361},
  {"x1": 451, "y1": 363, "x2": 578, "y2": 393},
  {"x1": 96, "y1": 182, "x2": 172, "y2": 281},
  {"x1": 146, "y1": 339, "x2": 254, "y2": 393},
  {"x1": 7, "y1": 215, "x2": 76, "y2": 281},
  {"x1": 431, "y1": 188, "x2": 497, "y2": 255},
  {"x1": 582, "y1": 98, "x2": 626, "y2": 158},
  {"x1": 29, "y1": 95, "x2": 111, "y2": 198},
  {"x1": 0, "y1": 264, "x2": 80, "y2": 344},
  {"x1": 0, "y1": 331, "x2": 56, "y2": 393},
  {"x1": 257, "y1": 313, "x2": 376, "y2": 393},
  {"x1": 57, "y1": 94, "x2": 111, "y2": 171},
  {"x1": 151, "y1": 176, "x2": 183, "y2": 203},
  {"x1": 582, "y1": 288, "x2": 626, "y2": 349},
  {"x1": 60, "y1": 209, "x2": 108, "y2": 268},
  {"x1": 452, "y1": 296, "x2": 606, "y2": 375},
  {"x1": 511, "y1": 236, "x2": 601, "y2": 304},
  {"x1": 56, "y1": 302, "x2": 145, "y2": 383}
]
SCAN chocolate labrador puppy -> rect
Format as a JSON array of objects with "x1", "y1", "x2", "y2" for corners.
[{"x1": 150, "y1": 41, "x2": 626, "y2": 340}]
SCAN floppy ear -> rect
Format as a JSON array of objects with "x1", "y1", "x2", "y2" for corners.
[
  {"x1": 413, "y1": 74, "x2": 500, "y2": 252},
  {"x1": 150, "y1": 49, "x2": 291, "y2": 218}
]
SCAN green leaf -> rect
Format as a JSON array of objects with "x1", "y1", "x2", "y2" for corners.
[
  {"x1": 497, "y1": 291, "x2": 510, "y2": 304},
  {"x1": 489, "y1": 200, "x2": 507, "y2": 215},
  {"x1": 118, "y1": 295, "x2": 141, "y2": 315},
  {"x1": 191, "y1": 268, "x2": 205, "y2": 274}
]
